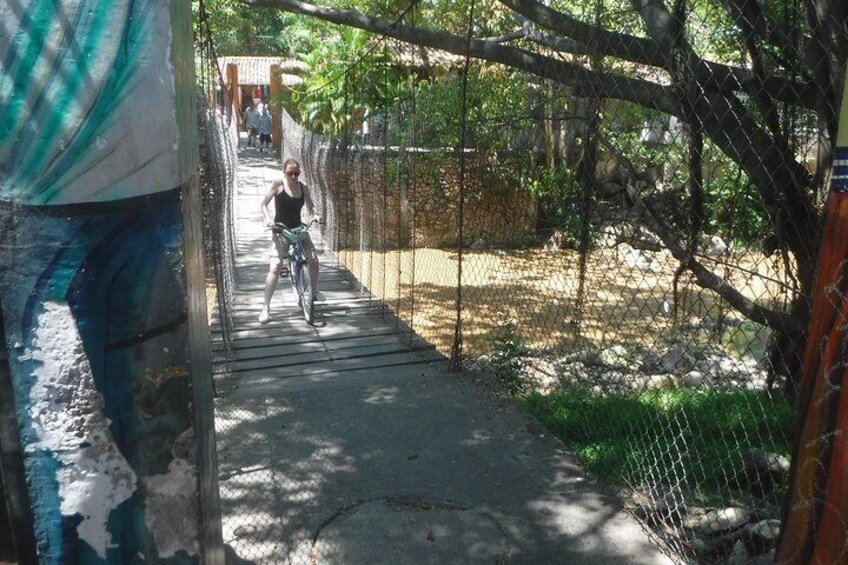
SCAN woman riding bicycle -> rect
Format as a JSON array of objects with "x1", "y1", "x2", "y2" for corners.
[{"x1": 259, "y1": 158, "x2": 320, "y2": 323}]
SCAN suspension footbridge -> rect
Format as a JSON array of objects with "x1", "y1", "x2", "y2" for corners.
[{"x1": 209, "y1": 145, "x2": 674, "y2": 564}]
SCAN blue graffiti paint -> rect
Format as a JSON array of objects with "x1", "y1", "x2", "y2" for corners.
[
  {"x1": 0, "y1": 192, "x2": 197, "y2": 563},
  {"x1": 0, "y1": 0, "x2": 55, "y2": 146},
  {"x1": 0, "y1": 0, "x2": 204, "y2": 559},
  {"x1": 23, "y1": 454, "x2": 64, "y2": 563},
  {"x1": 25, "y1": 1, "x2": 112, "y2": 176},
  {"x1": 0, "y1": 1, "x2": 157, "y2": 205}
]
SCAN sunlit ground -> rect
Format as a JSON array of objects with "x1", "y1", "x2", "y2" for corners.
[{"x1": 338, "y1": 246, "x2": 791, "y2": 360}]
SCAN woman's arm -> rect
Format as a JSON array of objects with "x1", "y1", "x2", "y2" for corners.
[{"x1": 260, "y1": 182, "x2": 280, "y2": 225}]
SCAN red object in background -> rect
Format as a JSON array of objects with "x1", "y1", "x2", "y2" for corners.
[{"x1": 777, "y1": 148, "x2": 848, "y2": 563}]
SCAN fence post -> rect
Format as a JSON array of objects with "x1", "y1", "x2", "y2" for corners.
[
  {"x1": 225, "y1": 62, "x2": 240, "y2": 126},
  {"x1": 270, "y1": 64, "x2": 283, "y2": 155},
  {"x1": 449, "y1": 0, "x2": 476, "y2": 371}
]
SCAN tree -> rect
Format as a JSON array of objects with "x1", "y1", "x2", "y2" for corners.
[
  {"x1": 244, "y1": 0, "x2": 848, "y2": 388},
  {"x1": 196, "y1": 0, "x2": 319, "y2": 56}
]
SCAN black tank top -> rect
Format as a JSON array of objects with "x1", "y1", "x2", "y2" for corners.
[{"x1": 274, "y1": 184, "x2": 305, "y2": 228}]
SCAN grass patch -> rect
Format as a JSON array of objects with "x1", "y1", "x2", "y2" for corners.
[{"x1": 523, "y1": 385, "x2": 795, "y2": 504}]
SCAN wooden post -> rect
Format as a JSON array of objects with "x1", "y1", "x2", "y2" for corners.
[
  {"x1": 777, "y1": 60, "x2": 848, "y2": 565},
  {"x1": 226, "y1": 63, "x2": 240, "y2": 126},
  {"x1": 270, "y1": 64, "x2": 282, "y2": 156}
]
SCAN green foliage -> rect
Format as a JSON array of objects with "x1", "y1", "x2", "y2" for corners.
[
  {"x1": 411, "y1": 66, "x2": 531, "y2": 149},
  {"x1": 524, "y1": 386, "x2": 795, "y2": 504},
  {"x1": 218, "y1": 0, "x2": 803, "y2": 252},
  {"x1": 290, "y1": 28, "x2": 408, "y2": 135},
  {"x1": 489, "y1": 313, "x2": 533, "y2": 395},
  {"x1": 704, "y1": 172, "x2": 769, "y2": 246},
  {"x1": 194, "y1": 0, "x2": 318, "y2": 56},
  {"x1": 525, "y1": 166, "x2": 584, "y2": 246},
  {"x1": 601, "y1": 102, "x2": 770, "y2": 245}
]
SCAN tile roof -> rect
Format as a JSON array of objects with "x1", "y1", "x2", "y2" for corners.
[{"x1": 218, "y1": 56, "x2": 307, "y2": 86}]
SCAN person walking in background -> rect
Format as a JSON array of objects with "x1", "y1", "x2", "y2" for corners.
[
  {"x1": 258, "y1": 104, "x2": 273, "y2": 154},
  {"x1": 244, "y1": 102, "x2": 260, "y2": 148}
]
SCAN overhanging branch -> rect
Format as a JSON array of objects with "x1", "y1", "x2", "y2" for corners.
[
  {"x1": 245, "y1": 0, "x2": 679, "y2": 113},
  {"x1": 501, "y1": 0, "x2": 816, "y2": 109},
  {"x1": 598, "y1": 134, "x2": 803, "y2": 335}
]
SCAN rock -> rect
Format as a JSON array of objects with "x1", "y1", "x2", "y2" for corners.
[
  {"x1": 750, "y1": 549, "x2": 776, "y2": 564},
  {"x1": 640, "y1": 374, "x2": 677, "y2": 390},
  {"x1": 617, "y1": 242, "x2": 656, "y2": 271},
  {"x1": 745, "y1": 519, "x2": 781, "y2": 555},
  {"x1": 637, "y1": 351, "x2": 663, "y2": 373},
  {"x1": 559, "y1": 348, "x2": 600, "y2": 365},
  {"x1": 599, "y1": 345, "x2": 635, "y2": 369},
  {"x1": 740, "y1": 449, "x2": 790, "y2": 494},
  {"x1": 692, "y1": 537, "x2": 708, "y2": 554},
  {"x1": 543, "y1": 230, "x2": 564, "y2": 252},
  {"x1": 631, "y1": 487, "x2": 685, "y2": 523},
  {"x1": 595, "y1": 230, "x2": 619, "y2": 248},
  {"x1": 630, "y1": 227, "x2": 664, "y2": 252},
  {"x1": 697, "y1": 352, "x2": 752, "y2": 380},
  {"x1": 523, "y1": 358, "x2": 558, "y2": 392},
  {"x1": 555, "y1": 360, "x2": 591, "y2": 383},
  {"x1": 704, "y1": 234, "x2": 729, "y2": 256},
  {"x1": 600, "y1": 370, "x2": 628, "y2": 391},
  {"x1": 661, "y1": 344, "x2": 697, "y2": 374},
  {"x1": 599, "y1": 222, "x2": 635, "y2": 244},
  {"x1": 682, "y1": 370, "x2": 709, "y2": 388},
  {"x1": 727, "y1": 539, "x2": 750, "y2": 565},
  {"x1": 694, "y1": 507, "x2": 751, "y2": 536}
]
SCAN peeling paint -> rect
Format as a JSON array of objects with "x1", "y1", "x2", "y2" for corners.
[
  {"x1": 144, "y1": 452, "x2": 199, "y2": 558},
  {"x1": 26, "y1": 301, "x2": 137, "y2": 558}
]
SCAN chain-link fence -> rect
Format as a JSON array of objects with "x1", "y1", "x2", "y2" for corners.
[
  {"x1": 197, "y1": 1, "x2": 240, "y2": 365},
  {"x1": 194, "y1": 0, "x2": 848, "y2": 563},
  {"x1": 231, "y1": 2, "x2": 848, "y2": 563},
  {"x1": 199, "y1": 99, "x2": 239, "y2": 361}
]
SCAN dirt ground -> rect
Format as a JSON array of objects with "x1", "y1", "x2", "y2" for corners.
[{"x1": 337, "y1": 246, "x2": 791, "y2": 360}]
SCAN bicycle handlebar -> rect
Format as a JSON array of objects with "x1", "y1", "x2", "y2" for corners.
[{"x1": 268, "y1": 218, "x2": 320, "y2": 232}]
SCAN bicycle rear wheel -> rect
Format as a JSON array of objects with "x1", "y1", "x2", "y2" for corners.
[{"x1": 297, "y1": 262, "x2": 314, "y2": 324}]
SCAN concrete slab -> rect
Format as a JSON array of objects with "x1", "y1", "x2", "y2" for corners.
[{"x1": 216, "y1": 367, "x2": 675, "y2": 564}]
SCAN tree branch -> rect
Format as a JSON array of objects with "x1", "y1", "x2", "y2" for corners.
[
  {"x1": 500, "y1": 0, "x2": 669, "y2": 66},
  {"x1": 502, "y1": 0, "x2": 816, "y2": 110},
  {"x1": 523, "y1": 26, "x2": 590, "y2": 56},
  {"x1": 598, "y1": 134, "x2": 803, "y2": 335},
  {"x1": 245, "y1": 0, "x2": 680, "y2": 113},
  {"x1": 716, "y1": 0, "x2": 805, "y2": 69},
  {"x1": 478, "y1": 25, "x2": 527, "y2": 44},
  {"x1": 629, "y1": 0, "x2": 819, "y2": 290}
]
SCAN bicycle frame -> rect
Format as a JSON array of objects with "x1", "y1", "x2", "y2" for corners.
[{"x1": 272, "y1": 221, "x2": 316, "y2": 323}]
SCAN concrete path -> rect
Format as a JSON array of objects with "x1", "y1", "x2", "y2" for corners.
[{"x1": 212, "y1": 145, "x2": 675, "y2": 564}]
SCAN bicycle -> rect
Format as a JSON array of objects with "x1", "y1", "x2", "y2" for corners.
[{"x1": 270, "y1": 219, "x2": 318, "y2": 324}]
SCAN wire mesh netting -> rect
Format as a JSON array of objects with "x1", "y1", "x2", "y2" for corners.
[
  {"x1": 197, "y1": 1, "x2": 240, "y2": 364},
  {"x1": 199, "y1": 0, "x2": 848, "y2": 563}
]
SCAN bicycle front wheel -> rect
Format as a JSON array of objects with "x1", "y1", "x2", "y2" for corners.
[{"x1": 298, "y1": 262, "x2": 314, "y2": 324}]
